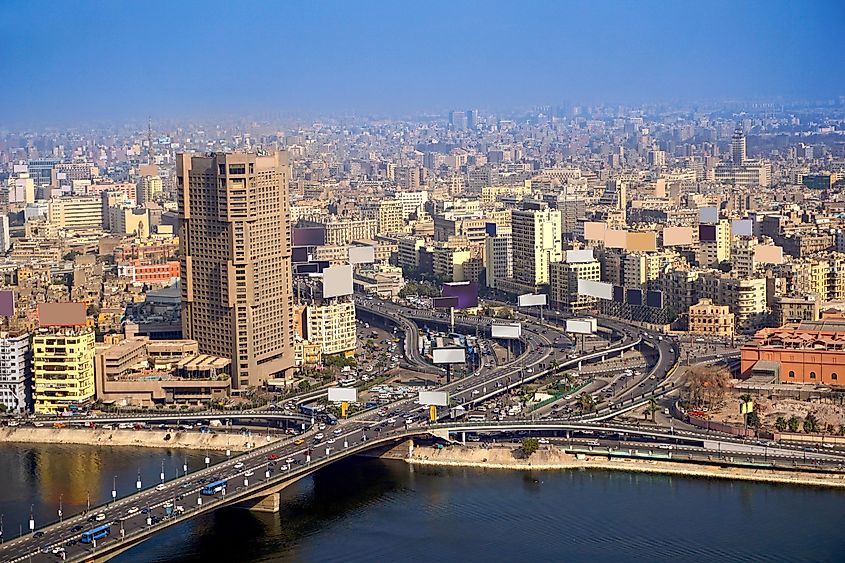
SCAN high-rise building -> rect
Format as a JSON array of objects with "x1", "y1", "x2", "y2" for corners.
[
  {"x1": 550, "y1": 259, "x2": 600, "y2": 314},
  {"x1": 731, "y1": 127, "x2": 747, "y2": 165},
  {"x1": 0, "y1": 332, "x2": 31, "y2": 414},
  {"x1": 178, "y1": 152, "x2": 296, "y2": 390},
  {"x1": 47, "y1": 196, "x2": 104, "y2": 229},
  {"x1": 501, "y1": 201, "x2": 562, "y2": 293},
  {"x1": 33, "y1": 328, "x2": 95, "y2": 414},
  {"x1": 377, "y1": 199, "x2": 405, "y2": 235},
  {"x1": 0, "y1": 214, "x2": 9, "y2": 253},
  {"x1": 304, "y1": 301, "x2": 357, "y2": 357},
  {"x1": 136, "y1": 175, "x2": 163, "y2": 206},
  {"x1": 449, "y1": 111, "x2": 468, "y2": 131},
  {"x1": 485, "y1": 231, "x2": 513, "y2": 289}
]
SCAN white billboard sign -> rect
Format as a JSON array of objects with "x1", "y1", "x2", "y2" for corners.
[
  {"x1": 699, "y1": 206, "x2": 718, "y2": 224},
  {"x1": 577, "y1": 279, "x2": 613, "y2": 300},
  {"x1": 566, "y1": 318, "x2": 597, "y2": 335},
  {"x1": 327, "y1": 387, "x2": 358, "y2": 403},
  {"x1": 566, "y1": 249, "x2": 594, "y2": 263},
  {"x1": 418, "y1": 390, "x2": 449, "y2": 407},
  {"x1": 518, "y1": 293, "x2": 547, "y2": 307},
  {"x1": 432, "y1": 347, "x2": 466, "y2": 364},
  {"x1": 322, "y1": 264, "x2": 354, "y2": 298},
  {"x1": 491, "y1": 323, "x2": 522, "y2": 339},
  {"x1": 348, "y1": 245, "x2": 376, "y2": 264}
]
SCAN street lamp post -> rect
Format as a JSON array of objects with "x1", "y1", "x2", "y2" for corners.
[
  {"x1": 160, "y1": 460, "x2": 165, "y2": 484},
  {"x1": 58, "y1": 494, "x2": 63, "y2": 523},
  {"x1": 112, "y1": 476, "x2": 117, "y2": 504}
]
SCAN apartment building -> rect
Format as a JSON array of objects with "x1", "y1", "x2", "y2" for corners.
[
  {"x1": 688, "y1": 298, "x2": 735, "y2": 337},
  {"x1": 0, "y1": 332, "x2": 31, "y2": 414},
  {"x1": 304, "y1": 300, "x2": 357, "y2": 357},
  {"x1": 33, "y1": 328, "x2": 95, "y2": 414}
]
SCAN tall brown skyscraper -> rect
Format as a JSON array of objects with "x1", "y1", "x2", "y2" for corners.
[{"x1": 177, "y1": 151, "x2": 295, "y2": 390}]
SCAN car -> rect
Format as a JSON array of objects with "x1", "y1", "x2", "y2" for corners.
[
  {"x1": 234, "y1": 462, "x2": 245, "y2": 469},
  {"x1": 34, "y1": 531, "x2": 45, "y2": 538},
  {"x1": 280, "y1": 464, "x2": 290, "y2": 471},
  {"x1": 585, "y1": 440, "x2": 600, "y2": 446},
  {"x1": 333, "y1": 428, "x2": 343, "y2": 435},
  {"x1": 315, "y1": 433, "x2": 324, "y2": 440},
  {"x1": 141, "y1": 507, "x2": 151, "y2": 514},
  {"x1": 318, "y1": 424, "x2": 326, "y2": 431},
  {"x1": 538, "y1": 438, "x2": 550, "y2": 444},
  {"x1": 285, "y1": 458, "x2": 295, "y2": 464},
  {"x1": 327, "y1": 438, "x2": 336, "y2": 444},
  {"x1": 71, "y1": 525, "x2": 83, "y2": 532},
  {"x1": 245, "y1": 470, "x2": 254, "y2": 477},
  {"x1": 156, "y1": 484, "x2": 166, "y2": 491},
  {"x1": 822, "y1": 443, "x2": 835, "y2": 449},
  {"x1": 128, "y1": 506, "x2": 139, "y2": 515},
  {"x1": 95, "y1": 513, "x2": 106, "y2": 522},
  {"x1": 294, "y1": 439, "x2": 305, "y2": 445},
  {"x1": 268, "y1": 453, "x2": 280, "y2": 460}
]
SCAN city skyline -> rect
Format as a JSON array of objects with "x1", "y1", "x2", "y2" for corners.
[{"x1": 1, "y1": 0, "x2": 843, "y2": 126}]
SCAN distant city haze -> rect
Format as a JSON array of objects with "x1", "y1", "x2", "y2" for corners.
[{"x1": 1, "y1": 0, "x2": 843, "y2": 125}]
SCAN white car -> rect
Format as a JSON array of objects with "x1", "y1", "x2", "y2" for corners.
[
  {"x1": 234, "y1": 462, "x2": 244, "y2": 469},
  {"x1": 538, "y1": 438, "x2": 550, "y2": 444},
  {"x1": 245, "y1": 470, "x2": 254, "y2": 477},
  {"x1": 127, "y1": 507, "x2": 139, "y2": 515},
  {"x1": 315, "y1": 433, "x2": 324, "y2": 440},
  {"x1": 95, "y1": 513, "x2": 106, "y2": 522},
  {"x1": 333, "y1": 428, "x2": 343, "y2": 435},
  {"x1": 155, "y1": 484, "x2": 166, "y2": 492}
]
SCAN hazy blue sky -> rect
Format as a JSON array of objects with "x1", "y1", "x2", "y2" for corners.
[{"x1": 1, "y1": 0, "x2": 843, "y2": 125}]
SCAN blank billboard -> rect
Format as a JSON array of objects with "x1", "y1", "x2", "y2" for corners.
[
  {"x1": 322, "y1": 265, "x2": 353, "y2": 298},
  {"x1": 566, "y1": 249, "x2": 594, "y2": 263},
  {"x1": 613, "y1": 285, "x2": 625, "y2": 302},
  {"x1": 578, "y1": 279, "x2": 613, "y2": 300},
  {"x1": 646, "y1": 290, "x2": 664, "y2": 308},
  {"x1": 292, "y1": 227, "x2": 326, "y2": 246},
  {"x1": 432, "y1": 296, "x2": 459, "y2": 309},
  {"x1": 291, "y1": 247, "x2": 311, "y2": 263},
  {"x1": 566, "y1": 318, "x2": 596, "y2": 334},
  {"x1": 491, "y1": 323, "x2": 522, "y2": 339},
  {"x1": 518, "y1": 293, "x2": 547, "y2": 307},
  {"x1": 0, "y1": 291, "x2": 13, "y2": 317},
  {"x1": 442, "y1": 281, "x2": 479, "y2": 309},
  {"x1": 626, "y1": 288, "x2": 643, "y2": 306},
  {"x1": 38, "y1": 302, "x2": 86, "y2": 327},
  {"x1": 699, "y1": 223, "x2": 717, "y2": 242},
  {"x1": 731, "y1": 219, "x2": 753, "y2": 237},
  {"x1": 754, "y1": 245, "x2": 784, "y2": 264},
  {"x1": 418, "y1": 390, "x2": 449, "y2": 407},
  {"x1": 327, "y1": 387, "x2": 358, "y2": 403},
  {"x1": 348, "y1": 245, "x2": 375, "y2": 264},
  {"x1": 699, "y1": 206, "x2": 718, "y2": 224},
  {"x1": 432, "y1": 347, "x2": 466, "y2": 364},
  {"x1": 662, "y1": 226, "x2": 694, "y2": 246},
  {"x1": 584, "y1": 221, "x2": 606, "y2": 241},
  {"x1": 627, "y1": 231, "x2": 657, "y2": 252},
  {"x1": 604, "y1": 229, "x2": 628, "y2": 249}
]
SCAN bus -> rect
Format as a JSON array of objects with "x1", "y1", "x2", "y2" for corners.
[
  {"x1": 80, "y1": 524, "x2": 111, "y2": 544},
  {"x1": 201, "y1": 479, "x2": 227, "y2": 495}
]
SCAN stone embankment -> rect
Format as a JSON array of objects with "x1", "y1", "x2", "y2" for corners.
[
  {"x1": 0, "y1": 427, "x2": 278, "y2": 452},
  {"x1": 406, "y1": 445, "x2": 845, "y2": 489}
]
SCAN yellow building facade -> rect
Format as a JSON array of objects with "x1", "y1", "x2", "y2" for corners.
[{"x1": 33, "y1": 328, "x2": 96, "y2": 414}]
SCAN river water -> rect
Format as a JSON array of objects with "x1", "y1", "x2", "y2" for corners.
[{"x1": 1, "y1": 444, "x2": 844, "y2": 562}]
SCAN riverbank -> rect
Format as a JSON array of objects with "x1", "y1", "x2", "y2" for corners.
[
  {"x1": 407, "y1": 445, "x2": 845, "y2": 489},
  {"x1": 0, "y1": 427, "x2": 279, "y2": 452}
]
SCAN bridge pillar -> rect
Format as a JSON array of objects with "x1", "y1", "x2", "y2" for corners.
[{"x1": 248, "y1": 492, "x2": 280, "y2": 513}]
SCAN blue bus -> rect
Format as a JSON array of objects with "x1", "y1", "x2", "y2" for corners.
[
  {"x1": 201, "y1": 479, "x2": 227, "y2": 495},
  {"x1": 80, "y1": 524, "x2": 111, "y2": 544}
]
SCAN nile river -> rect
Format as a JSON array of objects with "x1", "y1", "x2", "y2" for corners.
[{"x1": 1, "y1": 443, "x2": 843, "y2": 562}]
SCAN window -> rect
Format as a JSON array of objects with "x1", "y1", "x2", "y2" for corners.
[
  {"x1": 789, "y1": 371, "x2": 795, "y2": 378},
  {"x1": 810, "y1": 371, "x2": 817, "y2": 379},
  {"x1": 833, "y1": 373, "x2": 838, "y2": 381}
]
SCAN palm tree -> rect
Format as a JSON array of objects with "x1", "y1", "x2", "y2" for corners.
[
  {"x1": 787, "y1": 415, "x2": 800, "y2": 433},
  {"x1": 578, "y1": 393, "x2": 595, "y2": 413},
  {"x1": 646, "y1": 396, "x2": 659, "y2": 422},
  {"x1": 803, "y1": 413, "x2": 819, "y2": 434},
  {"x1": 775, "y1": 416, "x2": 787, "y2": 432}
]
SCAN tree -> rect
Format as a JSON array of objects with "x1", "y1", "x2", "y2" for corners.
[
  {"x1": 775, "y1": 416, "x2": 788, "y2": 432},
  {"x1": 803, "y1": 413, "x2": 819, "y2": 434},
  {"x1": 746, "y1": 411, "x2": 761, "y2": 435},
  {"x1": 684, "y1": 365, "x2": 731, "y2": 408},
  {"x1": 787, "y1": 415, "x2": 800, "y2": 433},
  {"x1": 298, "y1": 380, "x2": 311, "y2": 393},
  {"x1": 645, "y1": 396, "x2": 659, "y2": 422},
  {"x1": 521, "y1": 438, "x2": 540, "y2": 458},
  {"x1": 0, "y1": 403, "x2": 7, "y2": 413},
  {"x1": 578, "y1": 393, "x2": 595, "y2": 413}
]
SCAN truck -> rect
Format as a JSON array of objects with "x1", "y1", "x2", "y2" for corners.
[{"x1": 300, "y1": 404, "x2": 322, "y2": 417}]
